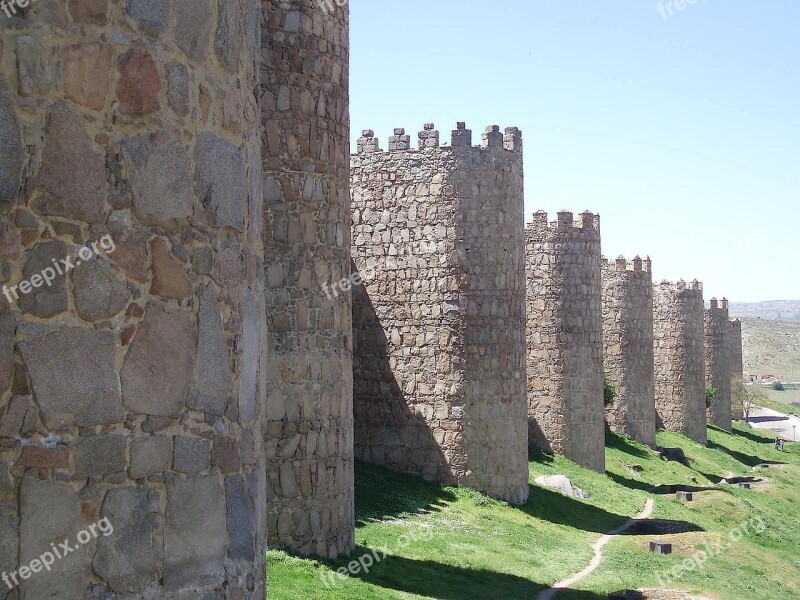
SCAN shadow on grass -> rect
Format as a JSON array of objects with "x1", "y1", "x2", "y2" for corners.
[
  {"x1": 355, "y1": 461, "x2": 457, "y2": 525},
  {"x1": 706, "y1": 438, "x2": 785, "y2": 468},
  {"x1": 729, "y1": 425, "x2": 778, "y2": 444},
  {"x1": 605, "y1": 430, "x2": 652, "y2": 460},
  {"x1": 519, "y1": 484, "x2": 701, "y2": 535},
  {"x1": 323, "y1": 548, "x2": 608, "y2": 600}
]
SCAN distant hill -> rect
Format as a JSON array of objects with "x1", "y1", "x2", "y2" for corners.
[
  {"x1": 730, "y1": 300, "x2": 800, "y2": 321},
  {"x1": 741, "y1": 317, "x2": 800, "y2": 381}
]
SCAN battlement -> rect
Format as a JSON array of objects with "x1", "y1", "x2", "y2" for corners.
[
  {"x1": 656, "y1": 279, "x2": 703, "y2": 293},
  {"x1": 601, "y1": 255, "x2": 652, "y2": 273},
  {"x1": 526, "y1": 210, "x2": 601, "y2": 234},
  {"x1": 355, "y1": 122, "x2": 523, "y2": 154},
  {"x1": 707, "y1": 297, "x2": 730, "y2": 311},
  {"x1": 730, "y1": 318, "x2": 742, "y2": 329}
]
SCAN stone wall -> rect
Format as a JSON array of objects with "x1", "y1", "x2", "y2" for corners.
[
  {"x1": 0, "y1": 1, "x2": 267, "y2": 597},
  {"x1": 526, "y1": 211, "x2": 605, "y2": 473},
  {"x1": 653, "y1": 280, "x2": 707, "y2": 444},
  {"x1": 350, "y1": 124, "x2": 529, "y2": 504},
  {"x1": 262, "y1": 1, "x2": 355, "y2": 557},
  {"x1": 705, "y1": 298, "x2": 732, "y2": 431},
  {"x1": 601, "y1": 256, "x2": 656, "y2": 446},
  {"x1": 728, "y1": 318, "x2": 744, "y2": 419}
]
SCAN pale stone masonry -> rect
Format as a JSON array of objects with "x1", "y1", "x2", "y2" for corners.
[
  {"x1": 728, "y1": 317, "x2": 745, "y2": 418},
  {"x1": 653, "y1": 280, "x2": 708, "y2": 444},
  {"x1": 349, "y1": 124, "x2": 529, "y2": 504},
  {"x1": 526, "y1": 211, "x2": 605, "y2": 473},
  {"x1": 262, "y1": 1, "x2": 355, "y2": 558},
  {"x1": 705, "y1": 298, "x2": 732, "y2": 431},
  {"x1": 602, "y1": 256, "x2": 656, "y2": 447},
  {"x1": 0, "y1": 1, "x2": 267, "y2": 597}
]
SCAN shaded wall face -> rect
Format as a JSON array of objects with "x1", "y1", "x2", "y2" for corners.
[
  {"x1": 728, "y1": 322, "x2": 744, "y2": 419},
  {"x1": 705, "y1": 307, "x2": 732, "y2": 431},
  {"x1": 351, "y1": 131, "x2": 529, "y2": 504},
  {"x1": 602, "y1": 265, "x2": 656, "y2": 447},
  {"x1": 526, "y1": 216, "x2": 605, "y2": 473},
  {"x1": 0, "y1": 2, "x2": 267, "y2": 597},
  {"x1": 653, "y1": 285, "x2": 707, "y2": 444},
  {"x1": 261, "y1": 2, "x2": 355, "y2": 558}
]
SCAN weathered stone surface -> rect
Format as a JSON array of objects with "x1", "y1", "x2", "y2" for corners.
[
  {"x1": 141, "y1": 415, "x2": 171, "y2": 433},
  {"x1": 16, "y1": 36, "x2": 53, "y2": 97},
  {"x1": 116, "y1": 45, "x2": 161, "y2": 115},
  {"x1": 72, "y1": 259, "x2": 129, "y2": 321},
  {"x1": 238, "y1": 288, "x2": 262, "y2": 423},
  {"x1": 150, "y1": 237, "x2": 192, "y2": 299},
  {"x1": 0, "y1": 506, "x2": 18, "y2": 595},
  {"x1": 130, "y1": 435, "x2": 172, "y2": 478},
  {"x1": 166, "y1": 61, "x2": 190, "y2": 116},
  {"x1": 121, "y1": 300, "x2": 196, "y2": 417},
  {"x1": 108, "y1": 230, "x2": 149, "y2": 283},
  {"x1": 0, "y1": 395, "x2": 27, "y2": 438},
  {"x1": 175, "y1": 0, "x2": 213, "y2": 60},
  {"x1": 17, "y1": 445, "x2": 70, "y2": 469},
  {"x1": 534, "y1": 474, "x2": 590, "y2": 499},
  {"x1": 164, "y1": 474, "x2": 228, "y2": 590},
  {"x1": 189, "y1": 285, "x2": 229, "y2": 415},
  {"x1": 0, "y1": 79, "x2": 21, "y2": 205},
  {"x1": 68, "y1": 0, "x2": 108, "y2": 24},
  {"x1": 212, "y1": 434, "x2": 240, "y2": 473},
  {"x1": 214, "y1": 0, "x2": 243, "y2": 72},
  {"x1": 75, "y1": 434, "x2": 127, "y2": 477},
  {"x1": 125, "y1": 0, "x2": 169, "y2": 36},
  {"x1": 0, "y1": 305, "x2": 15, "y2": 396},
  {"x1": 121, "y1": 131, "x2": 194, "y2": 230},
  {"x1": 19, "y1": 328, "x2": 123, "y2": 427},
  {"x1": 19, "y1": 477, "x2": 86, "y2": 599},
  {"x1": 64, "y1": 43, "x2": 113, "y2": 110},
  {"x1": 174, "y1": 436, "x2": 210, "y2": 475},
  {"x1": 225, "y1": 474, "x2": 255, "y2": 561},
  {"x1": 0, "y1": 218, "x2": 21, "y2": 260},
  {"x1": 705, "y1": 300, "x2": 732, "y2": 431},
  {"x1": 94, "y1": 486, "x2": 157, "y2": 593},
  {"x1": 194, "y1": 133, "x2": 246, "y2": 231},
  {"x1": 34, "y1": 104, "x2": 106, "y2": 221},
  {"x1": 16, "y1": 240, "x2": 68, "y2": 317}
]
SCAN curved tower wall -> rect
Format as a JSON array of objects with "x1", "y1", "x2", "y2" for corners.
[
  {"x1": 705, "y1": 298, "x2": 732, "y2": 431},
  {"x1": 526, "y1": 211, "x2": 605, "y2": 473},
  {"x1": 0, "y1": 1, "x2": 267, "y2": 597},
  {"x1": 350, "y1": 124, "x2": 529, "y2": 504},
  {"x1": 602, "y1": 256, "x2": 656, "y2": 446},
  {"x1": 653, "y1": 280, "x2": 707, "y2": 444},
  {"x1": 261, "y1": 1, "x2": 355, "y2": 557}
]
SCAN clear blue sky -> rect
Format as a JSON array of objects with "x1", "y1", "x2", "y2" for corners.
[{"x1": 350, "y1": 0, "x2": 798, "y2": 303}]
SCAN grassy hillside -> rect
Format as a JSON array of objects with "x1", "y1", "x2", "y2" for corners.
[
  {"x1": 267, "y1": 426, "x2": 800, "y2": 599},
  {"x1": 741, "y1": 317, "x2": 800, "y2": 381}
]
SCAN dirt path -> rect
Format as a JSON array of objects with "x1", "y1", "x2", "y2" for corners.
[{"x1": 537, "y1": 498, "x2": 655, "y2": 600}]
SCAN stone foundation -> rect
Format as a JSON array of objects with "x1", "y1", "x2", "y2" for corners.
[
  {"x1": 526, "y1": 211, "x2": 605, "y2": 473},
  {"x1": 653, "y1": 280, "x2": 707, "y2": 444},
  {"x1": 602, "y1": 256, "x2": 656, "y2": 446},
  {"x1": 350, "y1": 124, "x2": 529, "y2": 504},
  {"x1": 0, "y1": 1, "x2": 267, "y2": 597}
]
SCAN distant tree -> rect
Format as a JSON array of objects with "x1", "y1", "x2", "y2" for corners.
[
  {"x1": 705, "y1": 384, "x2": 717, "y2": 409},
  {"x1": 604, "y1": 374, "x2": 616, "y2": 407},
  {"x1": 772, "y1": 381, "x2": 786, "y2": 391},
  {"x1": 735, "y1": 384, "x2": 769, "y2": 424}
]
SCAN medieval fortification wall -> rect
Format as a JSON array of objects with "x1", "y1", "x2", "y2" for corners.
[
  {"x1": 602, "y1": 256, "x2": 656, "y2": 447},
  {"x1": 349, "y1": 124, "x2": 529, "y2": 504},
  {"x1": 526, "y1": 211, "x2": 605, "y2": 473}
]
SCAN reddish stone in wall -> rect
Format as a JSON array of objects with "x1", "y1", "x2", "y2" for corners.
[{"x1": 116, "y1": 46, "x2": 161, "y2": 115}]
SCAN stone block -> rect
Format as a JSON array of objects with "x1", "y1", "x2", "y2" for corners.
[
  {"x1": 0, "y1": 79, "x2": 22, "y2": 205},
  {"x1": 194, "y1": 133, "x2": 246, "y2": 231},
  {"x1": 72, "y1": 259, "x2": 129, "y2": 321},
  {"x1": 676, "y1": 491, "x2": 693, "y2": 502},
  {"x1": 75, "y1": 434, "x2": 127, "y2": 477},
  {"x1": 649, "y1": 541, "x2": 673, "y2": 554},
  {"x1": 189, "y1": 285, "x2": 230, "y2": 415},
  {"x1": 19, "y1": 328, "x2": 123, "y2": 427},
  {"x1": 130, "y1": 436, "x2": 172, "y2": 479},
  {"x1": 121, "y1": 300, "x2": 196, "y2": 417},
  {"x1": 174, "y1": 436, "x2": 211, "y2": 475},
  {"x1": 64, "y1": 43, "x2": 113, "y2": 110}
]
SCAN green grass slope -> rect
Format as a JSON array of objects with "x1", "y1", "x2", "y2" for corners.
[{"x1": 267, "y1": 424, "x2": 800, "y2": 600}]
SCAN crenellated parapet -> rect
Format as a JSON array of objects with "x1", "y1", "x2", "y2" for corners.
[
  {"x1": 705, "y1": 297, "x2": 732, "y2": 431},
  {"x1": 350, "y1": 121, "x2": 529, "y2": 504},
  {"x1": 602, "y1": 256, "x2": 656, "y2": 446},
  {"x1": 356, "y1": 122, "x2": 524, "y2": 155},
  {"x1": 653, "y1": 279, "x2": 707, "y2": 444},
  {"x1": 526, "y1": 210, "x2": 605, "y2": 473}
]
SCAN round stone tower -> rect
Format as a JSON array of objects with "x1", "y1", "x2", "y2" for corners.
[
  {"x1": 0, "y1": 1, "x2": 267, "y2": 597},
  {"x1": 705, "y1": 298, "x2": 732, "y2": 431},
  {"x1": 261, "y1": 1, "x2": 355, "y2": 557}
]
